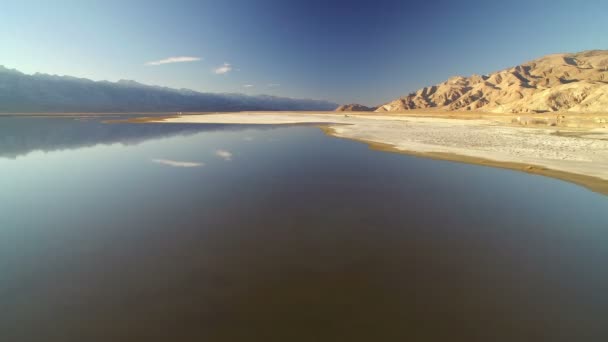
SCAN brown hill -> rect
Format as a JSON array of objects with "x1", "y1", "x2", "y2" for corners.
[
  {"x1": 376, "y1": 50, "x2": 608, "y2": 114},
  {"x1": 336, "y1": 103, "x2": 376, "y2": 112}
]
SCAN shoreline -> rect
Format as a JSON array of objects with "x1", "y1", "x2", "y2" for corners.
[
  {"x1": 318, "y1": 125, "x2": 608, "y2": 196},
  {"x1": 138, "y1": 112, "x2": 608, "y2": 196}
]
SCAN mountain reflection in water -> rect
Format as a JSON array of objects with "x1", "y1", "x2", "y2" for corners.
[{"x1": 0, "y1": 115, "x2": 607, "y2": 342}]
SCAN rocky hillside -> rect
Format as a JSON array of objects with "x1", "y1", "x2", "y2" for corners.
[
  {"x1": 0, "y1": 66, "x2": 337, "y2": 113},
  {"x1": 335, "y1": 104, "x2": 376, "y2": 112},
  {"x1": 376, "y1": 50, "x2": 608, "y2": 114}
]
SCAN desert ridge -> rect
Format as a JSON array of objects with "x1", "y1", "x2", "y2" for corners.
[
  {"x1": 368, "y1": 50, "x2": 608, "y2": 114},
  {"x1": 335, "y1": 104, "x2": 375, "y2": 112}
]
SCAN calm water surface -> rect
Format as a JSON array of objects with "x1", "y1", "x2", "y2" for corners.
[{"x1": 1, "y1": 116, "x2": 607, "y2": 341}]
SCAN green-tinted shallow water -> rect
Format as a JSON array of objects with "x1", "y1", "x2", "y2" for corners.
[{"x1": 1, "y1": 116, "x2": 607, "y2": 341}]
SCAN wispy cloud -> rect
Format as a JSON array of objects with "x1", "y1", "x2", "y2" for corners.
[
  {"x1": 214, "y1": 62, "x2": 232, "y2": 74},
  {"x1": 267, "y1": 83, "x2": 280, "y2": 87},
  {"x1": 152, "y1": 158, "x2": 204, "y2": 168},
  {"x1": 243, "y1": 84, "x2": 254, "y2": 88},
  {"x1": 145, "y1": 56, "x2": 202, "y2": 66},
  {"x1": 215, "y1": 150, "x2": 233, "y2": 161}
]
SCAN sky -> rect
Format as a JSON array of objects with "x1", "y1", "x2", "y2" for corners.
[{"x1": 1, "y1": 0, "x2": 607, "y2": 105}]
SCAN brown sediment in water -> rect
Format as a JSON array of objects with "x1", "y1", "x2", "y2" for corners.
[{"x1": 318, "y1": 125, "x2": 608, "y2": 196}]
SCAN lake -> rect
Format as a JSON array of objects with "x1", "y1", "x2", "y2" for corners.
[{"x1": 1, "y1": 115, "x2": 607, "y2": 341}]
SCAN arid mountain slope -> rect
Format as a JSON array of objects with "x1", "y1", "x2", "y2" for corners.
[
  {"x1": 376, "y1": 50, "x2": 608, "y2": 114},
  {"x1": 335, "y1": 104, "x2": 376, "y2": 112}
]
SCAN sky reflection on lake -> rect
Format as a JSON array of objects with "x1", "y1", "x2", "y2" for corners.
[{"x1": 1, "y1": 116, "x2": 607, "y2": 342}]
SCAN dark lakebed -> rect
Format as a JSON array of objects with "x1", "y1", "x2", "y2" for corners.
[{"x1": 1, "y1": 115, "x2": 607, "y2": 341}]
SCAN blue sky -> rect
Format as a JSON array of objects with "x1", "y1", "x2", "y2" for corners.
[{"x1": 1, "y1": 0, "x2": 607, "y2": 105}]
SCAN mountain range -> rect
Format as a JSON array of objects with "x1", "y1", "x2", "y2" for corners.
[
  {"x1": 335, "y1": 104, "x2": 375, "y2": 112},
  {"x1": 0, "y1": 66, "x2": 337, "y2": 113},
  {"x1": 4, "y1": 50, "x2": 607, "y2": 114},
  {"x1": 339, "y1": 50, "x2": 608, "y2": 114}
]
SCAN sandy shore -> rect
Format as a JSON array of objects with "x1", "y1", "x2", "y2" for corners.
[{"x1": 151, "y1": 112, "x2": 608, "y2": 195}]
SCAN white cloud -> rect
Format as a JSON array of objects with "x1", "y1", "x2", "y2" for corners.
[
  {"x1": 152, "y1": 158, "x2": 204, "y2": 168},
  {"x1": 243, "y1": 84, "x2": 254, "y2": 88},
  {"x1": 214, "y1": 62, "x2": 232, "y2": 74},
  {"x1": 215, "y1": 149, "x2": 233, "y2": 161},
  {"x1": 145, "y1": 56, "x2": 202, "y2": 66}
]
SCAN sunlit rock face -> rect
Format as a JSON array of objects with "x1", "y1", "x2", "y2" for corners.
[{"x1": 376, "y1": 50, "x2": 608, "y2": 114}]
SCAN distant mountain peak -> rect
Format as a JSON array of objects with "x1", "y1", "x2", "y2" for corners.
[
  {"x1": 116, "y1": 79, "x2": 144, "y2": 86},
  {"x1": 0, "y1": 65, "x2": 23, "y2": 75},
  {"x1": 335, "y1": 103, "x2": 376, "y2": 112}
]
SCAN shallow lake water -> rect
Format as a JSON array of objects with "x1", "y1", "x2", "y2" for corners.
[{"x1": 1, "y1": 116, "x2": 607, "y2": 341}]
